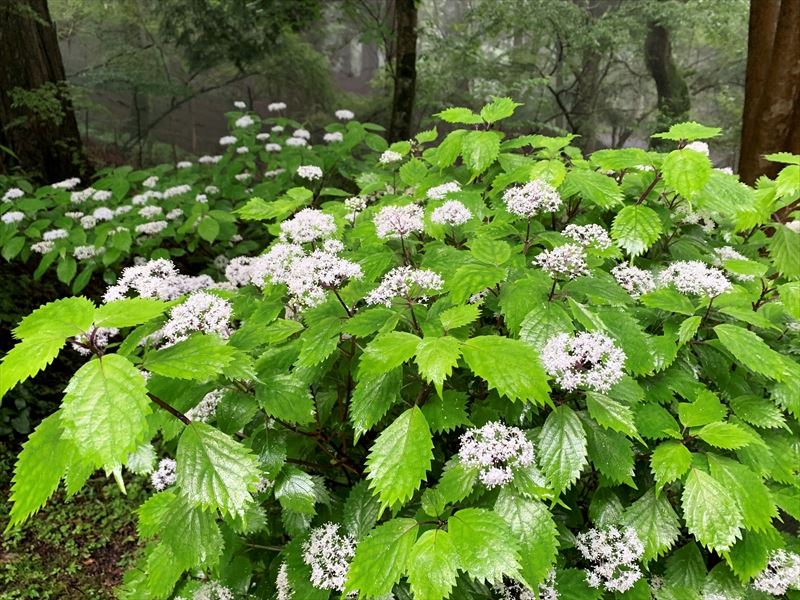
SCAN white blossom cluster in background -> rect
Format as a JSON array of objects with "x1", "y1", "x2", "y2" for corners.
[
  {"x1": 268, "y1": 101, "x2": 287, "y2": 111},
  {"x1": 103, "y1": 258, "x2": 219, "y2": 302},
  {"x1": 534, "y1": 244, "x2": 589, "y2": 280},
  {"x1": 279, "y1": 208, "x2": 336, "y2": 243},
  {"x1": 190, "y1": 582, "x2": 234, "y2": 600},
  {"x1": 541, "y1": 331, "x2": 626, "y2": 392},
  {"x1": 503, "y1": 180, "x2": 562, "y2": 218},
  {"x1": 458, "y1": 421, "x2": 536, "y2": 488},
  {"x1": 373, "y1": 204, "x2": 424, "y2": 238},
  {"x1": 494, "y1": 571, "x2": 558, "y2": 600},
  {"x1": 297, "y1": 165, "x2": 323, "y2": 180},
  {"x1": 677, "y1": 205, "x2": 717, "y2": 234},
  {"x1": 658, "y1": 261, "x2": 732, "y2": 297},
  {"x1": 575, "y1": 526, "x2": 644, "y2": 593},
  {"x1": 324, "y1": 131, "x2": 343, "y2": 143},
  {"x1": 752, "y1": 550, "x2": 800, "y2": 596},
  {"x1": 713, "y1": 246, "x2": 755, "y2": 281},
  {"x1": 335, "y1": 109, "x2": 354, "y2": 120},
  {"x1": 426, "y1": 181, "x2": 461, "y2": 200},
  {"x1": 301, "y1": 523, "x2": 356, "y2": 591},
  {"x1": 287, "y1": 137, "x2": 308, "y2": 148},
  {"x1": 379, "y1": 150, "x2": 403, "y2": 164},
  {"x1": 157, "y1": 291, "x2": 233, "y2": 347},
  {"x1": 186, "y1": 389, "x2": 225, "y2": 422},
  {"x1": 563, "y1": 224, "x2": 611, "y2": 250},
  {"x1": 365, "y1": 266, "x2": 443, "y2": 307},
  {"x1": 52, "y1": 177, "x2": 81, "y2": 190},
  {"x1": 611, "y1": 264, "x2": 656, "y2": 298},
  {"x1": 70, "y1": 327, "x2": 118, "y2": 355},
  {"x1": 431, "y1": 200, "x2": 472, "y2": 226},
  {"x1": 2, "y1": 187, "x2": 24, "y2": 202},
  {"x1": 150, "y1": 458, "x2": 176, "y2": 491},
  {"x1": 1, "y1": 211, "x2": 24, "y2": 224},
  {"x1": 276, "y1": 562, "x2": 293, "y2": 600}
]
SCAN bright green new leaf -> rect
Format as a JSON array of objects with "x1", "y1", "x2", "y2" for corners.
[
  {"x1": 650, "y1": 441, "x2": 692, "y2": 489},
  {"x1": 696, "y1": 421, "x2": 755, "y2": 449},
  {"x1": 462, "y1": 131, "x2": 502, "y2": 176},
  {"x1": 682, "y1": 469, "x2": 743, "y2": 551},
  {"x1": 707, "y1": 454, "x2": 777, "y2": 532},
  {"x1": 538, "y1": 405, "x2": 588, "y2": 493},
  {"x1": 358, "y1": 331, "x2": 421, "y2": 379},
  {"x1": 714, "y1": 324, "x2": 789, "y2": 381},
  {"x1": 769, "y1": 224, "x2": 800, "y2": 279},
  {"x1": 479, "y1": 97, "x2": 522, "y2": 123},
  {"x1": 623, "y1": 488, "x2": 681, "y2": 562},
  {"x1": 406, "y1": 529, "x2": 460, "y2": 600},
  {"x1": 274, "y1": 467, "x2": 317, "y2": 514},
  {"x1": 350, "y1": 368, "x2": 402, "y2": 442},
  {"x1": 448, "y1": 508, "x2": 522, "y2": 583},
  {"x1": 662, "y1": 149, "x2": 712, "y2": 198},
  {"x1": 0, "y1": 334, "x2": 66, "y2": 400},
  {"x1": 678, "y1": 389, "x2": 727, "y2": 427},
  {"x1": 255, "y1": 374, "x2": 314, "y2": 425},
  {"x1": 447, "y1": 263, "x2": 506, "y2": 304},
  {"x1": 438, "y1": 303, "x2": 480, "y2": 331},
  {"x1": 611, "y1": 205, "x2": 662, "y2": 256},
  {"x1": 13, "y1": 296, "x2": 95, "y2": 340},
  {"x1": 160, "y1": 494, "x2": 223, "y2": 568},
  {"x1": 143, "y1": 333, "x2": 236, "y2": 380},
  {"x1": 561, "y1": 168, "x2": 623, "y2": 208},
  {"x1": 345, "y1": 518, "x2": 419, "y2": 597},
  {"x1": 414, "y1": 335, "x2": 462, "y2": 396},
  {"x1": 93, "y1": 298, "x2": 168, "y2": 328},
  {"x1": 652, "y1": 121, "x2": 722, "y2": 141},
  {"x1": 435, "y1": 107, "x2": 483, "y2": 124},
  {"x1": 585, "y1": 392, "x2": 638, "y2": 439}
]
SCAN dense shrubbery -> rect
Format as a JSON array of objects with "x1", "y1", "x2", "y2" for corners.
[{"x1": 1, "y1": 98, "x2": 799, "y2": 600}]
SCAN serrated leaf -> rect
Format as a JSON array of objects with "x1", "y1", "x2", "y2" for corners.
[
  {"x1": 176, "y1": 422, "x2": 260, "y2": 517},
  {"x1": 436, "y1": 459, "x2": 478, "y2": 506},
  {"x1": 623, "y1": 488, "x2": 681, "y2": 562},
  {"x1": 664, "y1": 542, "x2": 706, "y2": 591},
  {"x1": 582, "y1": 417, "x2": 635, "y2": 486},
  {"x1": 343, "y1": 480, "x2": 381, "y2": 540},
  {"x1": 414, "y1": 336, "x2": 462, "y2": 396},
  {"x1": 678, "y1": 389, "x2": 727, "y2": 427},
  {"x1": 724, "y1": 527, "x2": 781, "y2": 582},
  {"x1": 14, "y1": 296, "x2": 95, "y2": 339},
  {"x1": 421, "y1": 390, "x2": 471, "y2": 433},
  {"x1": 677, "y1": 315, "x2": 702, "y2": 345},
  {"x1": 696, "y1": 421, "x2": 755, "y2": 449},
  {"x1": 399, "y1": 158, "x2": 429, "y2": 185},
  {"x1": 365, "y1": 407, "x2": 433, "y2": 508},
  {"x1": 448, "y1": 508, "x2": 522, "y2": 583},
  {"x1": 652, "y1": 121, "x2": 722, "y2": 141},
  {"x1": 461, "y1": 336, "x2": 550, "y2": 404},
  {"x1": 255, "y1": 374, "x2": 314, "y2": 425},
  {"x1": 439, "y1": 304, "x2": 480, "y2": 331},
  {"x1": 160, "y1": 494, "x2": 223, "y2": 567},
  {"x1": 358, "y1": 331, "x2": 421, "y2": 378},
  {"x1": 406, "y1": 529, "x2": 460, "y2": 600},
  {"x1": 640, "y1": 288, "x2": 697, "y2": 316},
  {"x1": 435, "y1": 107, "x2": 483, "y2": 124},
  {"x1": 769, "y1": 224, "x2": 800, "y2": 279},
  {"x1": 462, "y1": 131, "x2": 501, "y2": 176},
  {"x1": 345, "y1": 518, "x2": 419, "y2": 597},
  {"x1": 650, "y1": 441, "x2": 692, "y2": 489},
  {"x1": 663, "y1": 149, "x2": 713, "y2": 198},
  {"x1": 561, "y1": 169, "x2": 623, "y2": 208},
  {"x1": 635, "y1": 402, "x2": 681, "y2": 440},
  {"x1": 682, "y1": 469, "x2": 743, "y2": 551},
  {"x1": 585, "y1": 392, "x2": 638, "y2": 439},
  {"x1": 143, "y1": 333, "x2": 236, "y2": 381},
  {"x1": 729, "y1": 395, "x2": 788, "y2": 430},
  {"x1": 60, "y1": 354, "x2": 151, "y2": 467},
  {"x1": 611, "y1": 205, "x2": 662, "y2": 256},
  {"x1": 447, "y1": 263, "x2": 507, "y2": 304},
  {"x1": 480, "y1": 97, "x2": 522, "y2": 123},
  {"x1": 714, "y1": 324, "x2": 789, "y2": 381},
  {"x1": 93, "y1": 298, "x2": 168, "y2": 328},
  {"x1": 0, "y1": 335, "x2": 66, "y2": 400},
  {"x1": 518, "y1": 302, "x2": 574, "y2": 349},
  {"x1": 274, "y1": 466, "x2": 317, "y2": 514},
  {"x1": 707, "y1": 454, "x2": 777, "y2": 532},
  {"x1": 350, "y1": 367, "x2": 402, "y2": 442},
  {"x1": 538, "y1": 405, "x2": 588, "y2": 493}
]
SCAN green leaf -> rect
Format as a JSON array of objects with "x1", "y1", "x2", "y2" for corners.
[
  {"x1": 447, "y1": 263, "x2": 506, "y2": 304},
  {"x1": 682, "y1": 469, "x2": 743, "y2": 551},
  {"x1": 611, "y1": 205, "x2": 662, "y2": 256},
  {"x1": 6, "y1": 413, "x2": 69, "y2": 529},
  {"x1": 414, "y1": 336, "x2": 462, "y2": 396},
  {"x1": 635, "y1": 402, "x2": 681, "y2": 440},
  {"x1": 435, "y1": 107, "x2": 483, "y2": 124},
  {"x1": 416, "y1": 127, "x2": 438, "y2": 144},
  {"x1": 561, "y1": 169, "x2": 623, "y2": 208},
  {"x1": 652, "y1": 121, "x2": 722, "y2": 141},
  {"x1": 495, "y1": 490, "x2": 559, "y2": 587},
  {"x1": 678, "y1": 389, "x2": 727, "y2": 427},
  {"x1": 462, "y1": 131, "x2": 501, "y2": 176},
  {"x1": 255, "y1": 374, "x2": 315, "y2": 425},
  {"x1": 406, "y1": 529, "x2": 460, "y2": 600},
  {"x1": 469, "y1": 238, "x2": 512, "y2": 266},
  {"x1": 57, "y1": 256, "x2": 77, "y2": 284},
  {"x1": 439, "y1": 304, "x2": 480, "y2": 331},
  {"x1": 259, "y1": 319, "x2": 305, "y2": 344},
  {"x1": 0, "y1": 335, "x2": 66, "y2": 400},
  {"x1": 143, "y1": 333, "x2": 236, "y2": 381},
  {"x1": 461, "y1": 336, "x2": 550, "y2": 404},
  {"x1": 769, "y1": 224, "x2": 800, "y2": 279},
  {"x1": 431, "y1": 130, "x2": 467, "y2": 169},
  {"x1": 538, "y1": 405, "x2": 588, "y2": 493},
  {"x1": 160, "y1": 494, "x2": 223, "y2": 567},
  {"x1": 480, "y1": 97, "x2": 522, "y2": 123},
  {"x1": 707, "y1": 454, "x2": 777, "y2": 532},
  {"x1": 639, "y1": 288, "x2": 696, "y2": 316},
  {"x1": 650, "y1": 441, "x2": 692, "y2": 489},
  {"x1": 729, "y1": 395, "x2": 788, "y2": 430},
  {"x1": 274, "y1": 467, "x2": 316, "y2": 514},
  {"x1": 345, "y1": 518, "x2": 419, "y2": 597},
  {"x1": 421, "y1": 390, "x2": 471, "y2": 433},
  {"x1": 435, "y1": 459, "x2": 478, "y2": 507},
  {"x1": 714, "y1": 324, "x2": 789, "y2": 381},
  {"x1": 724, "y1": 527, "x2": 781, "y2": 582},
  {"x1": 622, "y1": 488, "x2": 681, "y2": 562},
  {"x1": 343, "y1": 480, "x2": 381, "y2": 540},
  {"x1": 677, "y1": 315, "x2": 702, "y2": 345},
  {"x1": 350, "y1": 368, "x2": 402, "y2": 442},
  {"x1": 176, "y1": 422, "x2": 260, "y2": 517},
  {"x1": 696, "y1": 421, "x2": 755, "y2": 449},
  {"x1": 365, "y1": 407, "x2": 433, "y2": 508},
  {"x1": 664, "y1": 542, "x2": 706, "y2": 591},
  {"x1": 399, "y1": 157, "x2": 429, "y2": 186},
  {"x1": 585, "y1": 392, "x2": 638, "y2": 439},
  {"x1": 358, "y1": 331, "x2": 421, "y2": 378},
  {"x1": 60, "y1": 354, "x2": 151, "y2": 467},
  {"x1": 662, "y1": 149, "x2": 712, "y2": 198},
  {"x1": 197, "y1": 216, "x2": 219, "y2": 242},
  {"x1": 94, "y1": 298, "x2": 168, "y2": 328},
  {"x1": 583, "y1": 417, "x2": 635, "y2": 486},
  {"x1": 342, "y1": 307, "x2": 399, "y2": 338},
  {"x1": 518, "y1": 302, "x2": 574, "y2": 349},
  {"x1": 448, "y1": 508, "x2": 522, "y2": 583},
  {"x1": 14, "y1": 296, "x2": 95, "y2": 339}
]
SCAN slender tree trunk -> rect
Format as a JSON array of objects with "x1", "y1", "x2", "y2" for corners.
[
  {"x1": 388, "y1": 0, "x2": 417, "y2": 142},
  {"x1": 644, "y1": 21, "x2": 690, "y2": 143},
  {"x1": 0, "y1": 0, "x2": 91, "y2": 181},
  {"x1": 739, "y1": 0, "x2": 800, "y2": 184}
]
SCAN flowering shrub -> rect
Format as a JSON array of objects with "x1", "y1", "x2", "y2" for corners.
[{"x1": 2, "y1": 99, "x2": 800, "y2": 600}]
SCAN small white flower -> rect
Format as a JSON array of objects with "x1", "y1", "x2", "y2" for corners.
[
  {"x1": 268, "y1": 102, "x2": 287, "y2": 111},
  {"x1": 458, "y1": 421, "x2": 535, "y2": 488},
  {"x1": 611, "y1": 264, "x2": 656, "y2": 298},
  {"x1": 186, "y1": 389, "x2": 225, "y2": 422},
  {"x1": 373, "y1": 204, "x2": 424, "y2": 238},
  {"x1": 1, "y1": 211, "x2": 24, "y2": 224},
  {"x1": 199, "y1": 154, "x2": 222, "y2": 164},
  {"x1": 43, "y1": 228, "x2": 68, "y2": 241},
  {"x1": 379, "y1": 150, "x2": 403, "y2": 164},
  {"x1": 563, "y1": 224, "x2": 611, "y2": 249},
  {"x1": 345, "y1": 196, "x2": 368, "y2": 212},
  {"x1": 73, "y1": 245, "x2": 104, "y2": 260},
  {"x1": 166, "y1": 208, "x2": 183, "y2": 220},
  {"x1": 265, "y1": 143, "x2": 282, "y2": 152},
  {"x1": 93, "y1": 207, "x2": 114, "y2": 221},
  {"x1": 685, "y1": 141, "x2": 710, "y2": 156},
  {"x1": 219, "y1": 135, "x2": 237, "y2": 146},
  {"x1": 503, "y1": 180, "x2": 562, "y2": 218},
  {"x1": 139, "y1": 205, "x2": 163, "y2": 219},
  {"x1": 431, "y1": 200, "x2": 472, "y2": 226},
  {"x1": 31, "y1": 240, "x2": 55, "y2": 253},
  {"x1": 271, "y1": 125, "x2": 285, "y2": 133},
  {"x1": 70, "y1": 326, "x2": 116, "y2": 354},
  {"x1": 286, "y1": 136, "x2": 308, "y2": 147},
  {"x1": 236, "y1": 146, "x2": 249, "y2": 155},
  {"x1": 265, "y1": 168, "x2": 286, "y2": 178},
  {"x1": 256, "y1": 132, "x2": 271, "y2": 141},
  {"x1": 235, "y1": 172, "x2": 252, "y2": 182},
  {"x1": 276, "y1": 562, "x2": 293, "y2": 600},
  {"x1": 280, "y1": 208, "x2": 336, "y2": 243},
  {"x1": 195, "y1": 193, "x2": 208, "y2": 203},
  {"x1": 753, "y1": 550, "x2": 800, "y2": 596},
  {"x1": 576, "y1": 526, "x2": 644, "y2": 593},
  {"x1": 426, "y1": 181, "x2": 461, "y2": 200},
  {"x1": 70, "y1": 188, "x2": 95, "y2": 204},
  {"x1": 158, "y1": 291, "x2": 233, "y2": 346},
  {"x1": 365, "y1": 266, "x2": 443, "y2": 307},
  {"x1": 534, "y1": 244, "x2": 589, "y2": 280},
  {"x1": 297, "y1": 165, "x2": 323, "y2": 180},
  {"x1": 142, "y1": 175, "x2": 159, "y2": 189},
  {"x1": 93, "y1": 190, "x2": 112, "y2": 201},
  {"x1": 235, "y1": 115, "x2": 255, "y2": 128},
  {"x1": 713, "y1": 246, "x2": 755, "y2": 282},
  {"x1": 658, "y1": 261, "x2": 732, "y2": 297},
  {"x1": 234, "y1": 100, "x2": 246, "y2": 109},
  {"x1": 205, "y1": 185, "x2": 219, "y2": 194},
  {"x1": 104, "y1": 259, "x2": 216, "y2": 302},
  {"x1": 293, "y1": 128, "x2": 311, "y2": 139},
  {"x1": 323, "y1": 131, "x2": 344, "y2": 143},
  {"x1": 80, "y1": 215, "x2": 97, "y2": 229},
  {"x1": 2, "y1": 187, "x2": 24, "y2": 202},
  {"x1": 302, "y1": 523, "x2": 356, "y2": 591},
  {"x1": 541, "y1": 331, "x2": 626, "y2": 392},
  {"x1": 335, "y1": 109, "x2": 355, "y2": 121},
  {"x1": 65, "y1": 211, "x2": 84, "y2": 219},
  {"x1": 135, "y1": 220, "x2": 168, "y2": 235},
  {"x1": 52, "y1": 177, "x2": 81, "y2": 190},
  {"x1": 151, "y1": 458, "x2": 176, "y2": 490}
]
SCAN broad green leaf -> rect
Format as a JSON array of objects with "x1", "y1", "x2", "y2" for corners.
[
  {"x1": 258, "y1": 319, "x2": 304, "y2": 344},
  {"x1": 399, "y1": 158, "x2": 428, "y2": 185},
  {"x1": 769, "y1": 224, "x2": 800, "y2": 279},
  {"x1": 365, "y1": 407, "x2": 433, "y2": 508},
  {"x1": 137, "y1": 491, "x2": 176, "y2": 539},
  {"x1": 143, "y1": 333, "x2": 236, "y2": 381},
  {"x1": 160, "y1": 494, "x2": 223, "y2": 568},
  {"x1": 431, "y1": 130, "x2": 467, "y2": 168},
  {"x1": 561, "y1": 169, "x2": 623, "y2": 208},
  {"x1": 635, "y1": 402, "x2": 681, "y2": 440},
  {"x1": 436, "y1": 459, "x2": 478, "y2": 506},
  {"x1": 406, "y1": 529, "x2": 460, "y2": 600},
  {"x1": 678, "y1": 389, "x2": 727, "y2": 427},
  {"x1": 461, "y1": 336, "x2": 550, "y2": 404},
  {"x1": 60, "y1": 354, "x2": 151, "y2": 467},
  {"x1": 345, "y1": 518, "x2": 419, "y2": 597},
  {"x1": 724, "y1": 527, "x2": 781, "y2": 582},
  {"x1": 448, "y1": 508, "x2": 521, "y2": 582},
  {"x1": 414, "y1": 336, "x2": 462, "y2": 396},
  {"x1": 439, "y1": 303, "x2": 480, "y2": 331},
  {"x1": 664, "y1": 542, "x2": 707, "y2": 591},
  {"x1": 696, "y1": 421, "x2": 755, "y2": 449},
  {"x1": 729, "y1": 395, "x2": 788, "y2": 430},
  {"x1": 480, "y1": 97, "x2": 522, "y2": 123},
  {"x1": 255, "y1": 374, "x2": 314, "y2": 425},
  {"x1": 707, "y1": 454, "x2": 777, "y2": 532},
  {"x1": 639, "y1": 288, "x2": 696, "y2": 316},
  {"x1": 421, "y1": 390, "x2": 471, "y2": 433},
  {"x1": 13, "y1": 296, "x2": 95, "y2": 339},
  {"x1": 663, "y1": 149, "x2": 712, "y2": 198},
  {"x1": 145, "y1": 542, "x2": 185, "y2": 598},
  {"x1": 94, "y1": 298, "x2": 168, "y2": 328},
  {"x1": 197, "y1": 216, "x2": 219, "y2": 242},
  {"x1": 6, "y1": 413, "x2": 69, "y2": 529},
  {"x1": 350, "y1": 368, "x2": 402, "y2": 442},
  {"x1": 682, "y1": 469, "x2": 743, "y2": 551},
  {"x1": 583, "y1": 417, "x2": 635, "y2": 486},
  {"x1": 343, "y1": 307, "x2": 399, "y2": 337},
  {"x1": 435, "y1": 107, "x2": 483, "y2": 124},
  {"x1": 677, "y1": 315, "x2": 702, "y2": 345},
  {"x1": 343, "y1": 480, "x2": 381, "y2": 540},
  {"x1": 462, "y1": 130, "x2": 502, "y2": 176},
  {"x1": 622, "y1": 488, "x2": 681, "y2": 562},
  {"x1": 538, "y1": 405, "x2": 588, "y2": 493},
  {"x1": 0, "y1": 335, "x2": 66, "y2": 400},
  {"x1": 447, "y1": 263, "x2": 506, "y2": 304},
  {"x1": 585, "y1": 392, "x2": 638, "y2": 439},
  {"x1": 714, "y1": 324, "x2": 789, "y2": 381},
  {"x1": 611, "y1": 205, "x2": 662, "y2": 256},
  {"x1": 358, "y1": 331, "x2": 421, "y2": 378},
  {"x1": 274, "y1": 466, "x2": 317, "y2": 514},
  {"x1": 176, "y1": 422, "x2": 260, "y2": 517},
  {"x1": 590, "y1": 147, "x2": 651, "y2": 171},
  {"x1": 652, "y1": 121, "x2": 722, "y2": 141},
  {"x1": 650, "y1": 441, "x2": 692, "y2": 489},
  {"x1": 469, "y1": 238, "x2": 512, "y2": 266},
  {"x1": 556, "y1": 568, "x2": 604, "y2": 600},
  {"x1": 518, "y1": 302, "x2": 573, "y2": 349}
]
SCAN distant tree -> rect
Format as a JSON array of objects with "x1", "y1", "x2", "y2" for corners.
[
  {"x1": 644, "y1": 17, "x2": 689, "y2": 141},
  {"x1": 388, "y1": 0, "x2": 418, "y2": 141},
  {"x1": 739, "y1": 0, "x2": 800, "y2": 184},
  {"x1": 0, "y1": 0, "x2": 91, "y2": 181}
]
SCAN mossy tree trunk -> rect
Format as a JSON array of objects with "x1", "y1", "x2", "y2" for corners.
[{"x1": 388, "y1": 0, "x2": 418, "y2": 142}]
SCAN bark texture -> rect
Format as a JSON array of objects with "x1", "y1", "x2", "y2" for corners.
[
  {"x1": 0, "y1": 0, "x2": 91, "y2": 181},
  {"x1": 739, "y1": 0, "x2": 800, "y2": 184},
  {"x1": 645, "y1": 21, "x2": 690, "y2": 140},
  {"x1": 388, "y1": 0, "x2": 417, "y2": 142}
]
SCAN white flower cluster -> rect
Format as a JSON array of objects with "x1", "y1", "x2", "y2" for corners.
[
  {"x1": 685, "y1": 141, "x2": 710, "y2": 156},
  {"x1": 345, "y1": 196, "x2": 368, "y2": 213},
  {"x1": 2, "y1": 187, "x2": 24, "y2": 202},
  {"x1": 199, "y1": 154, "x2": 222, "y2": 164},
  {"x1": 276, "y1": 562, "x2": 293, "y2": 600},
  {"x1": 158, "y1": 291, "x2": 233, "y2": 346},
  {"x1": 70, "y1": 188, "x2": 94, "y2": 204},
  {"x1": 426, "y1": 181, "x2": 461, "y2": 200},
  {"x1": 256, "y1": 132, "x2": 271, "y2": 141},
  {"x1": 576, "y1": 526, "x2": 644, "y2": 593},
  {"x1": 133, "y1": 190, "x2": 161, "y2": 205},
  {"x1": 150, "y1": 458, "x2": 177, "y2": 491},
  {"x1": 265, "y1": 168, "x2": 286, "y2": 178},
  {"x1": 177, "y1": 160, "x2": 192, "y2": 169},
  {"x1": 219, "y1": 135, "x2": 237, "y2": 146},
  {"x1": 1, "y1": 211, "x2": 24, "y2": 224},
  {"x1": 753, "y1": 550, "x2": 800, "y2": 596},
  {"x1": 139, "y1": 205, "x2": 163, "y2": 219},
  {"x1": 235, "y1": 115, "x2": 255, "y2": 128},
  {"x1": 186, "y1": 389, "x2": 225, "y2": 422},
  {"x1": 52, "y1": 177, "x2": 81, "y2": 190},
  {"x1": 563, "y1": 224, "x2": 611, "y2": 250},
  {"x1": 234, "y1": 172, "x2": 251, "y2": 182},
  {"x1": 234, "y1": 100, "x2": 246, "y2": 109},
  {"x1": 611, "y1": 264, "x2": 656, "y2": 298},
  {"x1": 103, "y1": 258, "x2": 216, "y2": 302},
  {"x1": 280, "y1": 208, "x2": 336, "y2": 243},
  {"x1": 534, "y1": 244, "x2": 589, "y2": 280},
  {"x1": 43, "y1": 228, "x2": 68, "y2": 241},
  {"x1": 272, "y1": 125, "x2": 285, "y2": 133},
  {"x1": 163, "y1": 184, "x2": 192, "y2": 199},
  {"x1": 365, "y1": 266, "x2": 443, "y2": 307},
  {"x1": 541, "y1": 331, "x2": 626, "y2": 392},
  {"x1": 302, "y1": 523, "x2": 356, "y2": 591},
  {"x1": 265, "y1": 143, "x2": 282, "y2": 153},
  {"x1": 335, "y1": 109, "x2": 355, "y2": 120},
  {"x1": 494, "y1": 571, "x2": 557, "y2": 600},
  {"x1": 166, "y1": 208, "x2": 183, "y2": 220},
  {"x1": 93, "y1": 206, "x2": 114, "y2": 221},
  {"x1": 458, "y1": 421, "x2": 535, "y2": 488},
  {"x1": 713, "y1": 246, "x2": 755, "y2": 281},
  {"x1": 142, "y1": 175, "x2": 159, "y2": 188},
  {"x1": 502, "y1": 180, "x2": 562, "y2": 218},
  {"x1": 31, "y1": 241, "x2": 54, "y2": 253},
  {"x1": 268, "y1": 102, "x2": 287, "y2": 111},
  {"x1": 192, "y1": 582, "x2": 234, "y2": 600},
  {"x1": 297, "y1": 165, "x2": 323, "y2": 180},
  {"x1": 379, "y1": 150, "x2": 403, "y2": 164},
  {"x1": 70, "y1": 326, "x2": 118, "y2": 355},
  {"x1": 286, "y1": 137, "x2": 308, "y2": 147},
  {"x1": 373, "y1": 204, "x2": 424, "y2": 238},
  {"x1": 658, "y1": 261, "x2": 732, "y2": 297},
  {"x1": 431, "y1": 200, "x2": 472, "y2": 226},
  {"x1": 293, "y1": 128, "x2": 311, "y2": 139},
  {"x1": 135, "y1": 220, "x2": 168, "y2": 235},
  {"x1": 81, "y1": 215, "x2": 97, "y2": 229},
  {"x1": 73, "y1": 245, "x2": 104, "y2": 260},
  {"x1": 324, "y1": 132, "x2": 343, "y2": 143},
  {"x1": 678, "y1": 205, "x2": 716, "y2": 234}
]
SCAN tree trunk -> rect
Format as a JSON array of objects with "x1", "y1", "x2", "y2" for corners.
[
  {"x1": 388, "y1": 0, "x2": 417, "y2": 142},
  {"x1": 644, "y1": 21, "x2": 690, "y2": 142},
  {"x1": 0, "y1": 0, "x2": 91, "y2": 182},
  {"x1": 738, "y1": 0, "x2": 800, "y2": 184}
]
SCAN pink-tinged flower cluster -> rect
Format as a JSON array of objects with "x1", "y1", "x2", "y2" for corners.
[
  {"x1": 502, "y1": 180, "x2": 562, "y2": 218},
  {"x1": 365, "y1": 266, "x2": 443, "y2": 307},
  {"x1": 563, "y1": 223, "x2": 611, "y2": 249},
  {"x1": 611, "y1": 264, "x2": 656, "y2": 298},
  {"x1": 576, "y1": 526, "x2": 644, "y2": 593},
  {"x1": 541, "y1": 331, "x2": 626, "y2": 392},
  {"x1": 658, "y1": 261, "x2": 732, "y2": 297},
  {"x1": 302, "y1": 523, "x2": 356, "y2": 591},
  {"x1": 103, "y1": 258, "x2": 217, "y2": 302},
  {"x1": 373, "y1": 204, "x2": 424, "y2": 238},
  {"x1": 280, "y1": 208, "x2": 336, "y2": 243},
  {"x1": 150, "y1": 458, "x2": 176, "y2": 491},
  {"x1": 534, "y1": 244, "x2": 589, "y2": 280},
  {"x1": 753, "y1": 550, "x2": 800, "y2": 596},
  {"x1": 431, "y1": 200, "x2": 472, "y2": 226},
  {"x1": 458, "y1": 421, "x2": 536, "y2": 488},
  {"x1": 186, "y1": 389, "x2": 225, "y2": 422}
]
